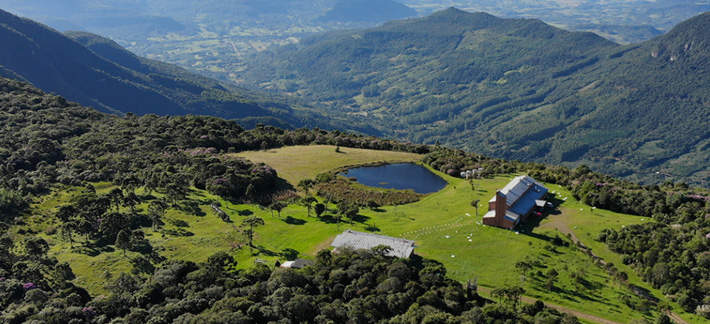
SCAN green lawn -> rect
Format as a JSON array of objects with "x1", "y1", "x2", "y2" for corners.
[
  {"x1": 16, "y1": 156, "x2": 699, "y2": 322},
  {"x1": 232, "y1": 145, "x2": 423, "y2": 185}
]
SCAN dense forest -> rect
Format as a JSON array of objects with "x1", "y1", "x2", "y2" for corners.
[{"x1": 241, "y1": 9, "x2": 710, "y2": 186}]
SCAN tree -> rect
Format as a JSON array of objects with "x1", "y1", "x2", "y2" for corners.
[
  {"x1": 367, "y1": 200, "x2": 380, "y2": 210},
  {"x1": 505, "y1": 286, "x2": 525, "y2": 310},
  {"x1": 338, "y1": 203, "x2": 358, "y2": 224},
  {"x1": 130, "y1": 256, "x2": 155, "y2": 275},
  {"x1": 60, "y1": 221, "x2": 76, "y2": 247},
  {"x1": 546, "y1": 268, "x2": 559, "y2": 290},
  {"x1": 514, "y1": 260, "x2": 532, "y2": 282},
  {"x1": 207, "y1": 251, "x2": 236, "y2": 275},
  {"x1": 119, "y1": 174, "x2": 141, "y2": 194},
  {"x1": 471, "y1": 199, "x2": 479, "y2": 217},
  {"x1": 491, "y1": 287, "x2": 505, "y2": 303},
  {"x1": 241, "y1": 216, "x2": 265, "y2": 247},
  {"x1": 56, "y1": 205, "x2": 77, "y2": 222},
  {"x1": 24, "y1": 237, "x2": 49, "y2": 258},
  {"x1": 122, "y1": 192, "x2": 140, "y2": 214},
  {"x1": 270, "y1": 201, "x2": 286, "y2": 218},
  {"x1": 300, "y1": 196, "x2": 317, "y2": 217},
  {"x1": 281, "y1": 248, "x2": 299, "y2": 261},
  {"x1": 108, "y1": 188, "x2": 124, "y2": 212},
  {"x1": 165, "y1": 177, "x2": 189, "y2": 205},
  {"x1": 345, "y1": 206, "x2": 359, "y2": 224},
  {"x1": 297, "y1": 179, "x2": 315, "y2": 193},
  {"x1": 655, "y1": 315, "x2": 673, "y2": 324},
  {"x1": 116, "y1": 229, "x2": 130, "y2": 256},
  {"x1": 148, "y1": 199, "x2": 168, "y2": 230},
  {"x1": 315, "y1": 203, "x2": 326, "y2": 218}
]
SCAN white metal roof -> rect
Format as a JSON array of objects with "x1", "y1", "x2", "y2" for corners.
[
  {"x1": 483, "y1": 210, "x2": 496, "y2": 219},
  {"x1": 488, "y1": 176, "x2": 544, "y2": 206},
  {"x1": 331, "y1": 230, "x2": 416, "y2": 258}
]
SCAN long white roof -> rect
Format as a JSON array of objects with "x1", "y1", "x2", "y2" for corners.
[{"x1": 331, "y1": 230, "x2": 415, "y2": 258}]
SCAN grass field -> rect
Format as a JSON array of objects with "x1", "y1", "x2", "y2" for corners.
[
  {"x1": 231, "y1": 145, "x2": 423, "y2": 185},
  {"x1": 13, "y1": 147, "x2": 702, "y2": 323}
]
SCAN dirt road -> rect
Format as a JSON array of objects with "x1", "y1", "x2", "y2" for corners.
[{"x1": 477, "y1": 287, "x2": 622, "y2": 324}]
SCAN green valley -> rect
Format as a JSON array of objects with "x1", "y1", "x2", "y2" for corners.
[{"x1": 240, "y1": 8, "x2": 710, "y2": 187}]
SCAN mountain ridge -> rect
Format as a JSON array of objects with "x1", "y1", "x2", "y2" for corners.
[
  {"x1": 240, "y1": 8, "x2": 709, "y2": 186},
  {"x1": 0, "y1": 8, "x2": 359, "y2": 131}
]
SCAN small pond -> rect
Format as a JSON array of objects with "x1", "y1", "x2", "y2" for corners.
[{"x1": 340, "y1": 163, "x2": 447, "y2": 194}]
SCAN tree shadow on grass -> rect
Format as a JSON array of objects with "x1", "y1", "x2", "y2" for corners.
[
  {"x1": 352, "y1": 214, "x2": 370, "y2": 223},
  {"x1": 629, "y1": 284, "x2": 659, "y2": 303},
  {"x1": 365, "y1": 224, "x2": 380, "y2": 232},
  {"x1": 284, "y1": 216, "x2": 306, "y2": 225},
  {"x1": 238, "y1": 209, "x2": 254, "y2": 216},
  {"x1": 254, "y1": 245, "x2": 279, "y2": 257},
  {"x1": 176, "y1": 200, "x2": 206, "y2": 216},
  {"x1": 318, "y1": 215, "x2": 338, "y2": 224},
  {"x1": 162, "y1": 228, "x2": 194, "y2": 237},
  {"x1": 71, "y1": 245, "x2": 114, "y2": 257}
]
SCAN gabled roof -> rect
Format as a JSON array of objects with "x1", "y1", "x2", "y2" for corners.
[
  {"x1": 488, "y1": 175, "x2": 548, "y2": 219},
  {"x1": 331, "y1": 230, "x2": 416, "y2": 258},
  {"x1": 489, "y1": 176, "x2": 545, "y2": 204}
]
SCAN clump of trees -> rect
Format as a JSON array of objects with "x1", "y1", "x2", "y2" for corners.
[
  {"x1": 316, "y1": 178, "x2": 422, "y2": 207},
  {"x1": 598, "y1": 204, "x2": 709, "y2": 315},
  {"x1": 1, "y1": 236, "x2": 579, "y2": 323}
]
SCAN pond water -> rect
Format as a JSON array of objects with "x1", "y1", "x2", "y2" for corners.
[{"x1": 340, "y1": 163, "x2": 447, "y2": 194}]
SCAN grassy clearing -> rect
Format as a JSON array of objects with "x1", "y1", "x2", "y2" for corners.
[
  {"x1": 539, "y1": 185, "x2": 707, "y2": 324},
  {"x1": 16, "y1": 155, "x2": 692, "y2": 322},
  {"x1": 231, "y1": 145, "x2": 423, "y2": 185}
]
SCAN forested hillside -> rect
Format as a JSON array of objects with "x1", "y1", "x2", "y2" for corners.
[
  {"x1": 2, "y1": 75, "x2": 708, "y2": 321},
  {"x1": 0, "y1": 76, "x2": 589, "y2": 323},
  {"x1": 242, "y1": 8, "x2": 710, "y2": 186},
  {"x1": 0, "y1": 9, "x2": 371, "y2": 132}
]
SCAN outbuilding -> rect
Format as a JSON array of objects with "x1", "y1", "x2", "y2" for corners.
[{"x1": 331, "y1": 230, "x2": 416, "y2": 258}]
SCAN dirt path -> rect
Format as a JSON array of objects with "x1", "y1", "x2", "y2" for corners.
[
  {"x1": 539, "y1": 210, "x2": 579, "y2": 243},
  {"x1": 540, "y1": 210, "x2": 608, "y2": 266},
  {"x1": 478, "y1": 287, "x2": 621, "y2": 324},
  {"x1": 540, "y1": 211, "x2": 689, "y2": 324},
  {"x1": 666, "y1": 311, "x2": 690, "y2": 324}
]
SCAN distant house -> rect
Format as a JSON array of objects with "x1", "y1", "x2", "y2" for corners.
[
  {"x1": 331, "y1": 230, "x2": 416, "y2": 258},
  {"x1": 280, "y1": 259, "x2": 314, "y2": 269},
  {"x1": 460, "y1": 168, "x2": 484, "y2": 179},
  {"x1": 483, "y1": 176, "x2": 548, "y2": 229}
]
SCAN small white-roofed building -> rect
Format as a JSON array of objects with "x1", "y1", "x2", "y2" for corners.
[
  {"x1": 331, "y1": 230, "x2": 416, "y2": 258},
  {"x1": 280, "y1": 259, "x2": 314, "y2": 269}
]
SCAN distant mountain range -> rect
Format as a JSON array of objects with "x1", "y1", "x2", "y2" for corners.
[
  {"x1": 241, "y1": 8, "x2": 710, "y2": 186},
  {"x1": 319, "y1": 0, "x2": 417, "y2": 23},
  {"x1": 0, "y1": 9, "x2": 381, "y2": 132}
]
